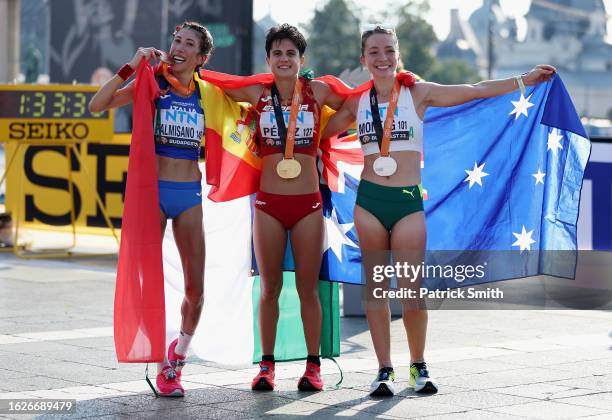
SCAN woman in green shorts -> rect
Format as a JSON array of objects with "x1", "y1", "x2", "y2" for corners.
[{"x1": 323, "y1": 25, "x2": 555, "y2": 396}]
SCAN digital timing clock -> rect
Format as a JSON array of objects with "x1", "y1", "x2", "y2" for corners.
[{"x1": 0, "y1": 85, "x2": 114, "y2": 143}]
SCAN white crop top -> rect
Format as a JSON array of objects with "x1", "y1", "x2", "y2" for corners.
[{"x1": 356, "y1": 85, "x2": 423, "y2": 156}]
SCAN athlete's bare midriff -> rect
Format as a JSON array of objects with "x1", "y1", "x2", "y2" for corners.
[
  {"x1": 259, "y1": 153, "x2": 319, "y2": 195},
  {"x1": 361, "y1": 150, "x2": 421, "y2": 186},
  {"x1": 156, "y1": 155, "x2": 201, "y2": 182}
]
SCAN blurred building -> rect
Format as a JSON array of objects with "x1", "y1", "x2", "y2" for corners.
[
  {"x1": 437, "y1": 0, "x2": 612, "y2": 120},
  {"x1": 0, "y1": 0, "x2": 20, "y2": 83}
]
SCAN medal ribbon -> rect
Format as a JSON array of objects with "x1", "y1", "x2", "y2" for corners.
[
  {"x1": 270, "y1": 78, "x2": 303, "y2": 159},
  {"x1": 369, "y1": 81, "x2": 401, "y2": 157},
  {"x1": 159, "y1": 62, "x2": 196, "y2": 96}
]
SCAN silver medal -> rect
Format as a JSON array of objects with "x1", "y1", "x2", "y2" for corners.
[{"x1": 373, "y1": 156, "x2": 397, "y2": 176}]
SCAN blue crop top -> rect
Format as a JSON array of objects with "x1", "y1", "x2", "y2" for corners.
[{"x1": 154, "y1": 88, "x2": 205, "y2": 161}]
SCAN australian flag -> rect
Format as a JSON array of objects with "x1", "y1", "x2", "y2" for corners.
[{"x1": 317, "y1": 75, "x2": 591, "y2": 288}]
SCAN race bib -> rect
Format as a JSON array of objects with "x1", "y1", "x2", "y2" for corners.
[{"x1": 259, "y1": 105, "x2": 315, "y2": 148}]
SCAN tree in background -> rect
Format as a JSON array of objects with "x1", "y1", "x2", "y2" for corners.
[
  {"x1": 427, "y1": 59, "x2": 480, "y2": 85},
  {"x1": 305, "y1": 0, "x2": 479, "y2": 84},
  {"x1": 391, "y1": 2, "x2": 437, "y2": 79},
  {"x1": 305, "y1": 0, "x2": 361, "y2": 76}
]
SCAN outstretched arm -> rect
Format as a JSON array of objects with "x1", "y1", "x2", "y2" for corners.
[
  {"x1": 223, "y1": 85, "x2": 265, "y2": 106},
  {"x1": 422, "y1": 64, "x2": 556, "y2": 109}
]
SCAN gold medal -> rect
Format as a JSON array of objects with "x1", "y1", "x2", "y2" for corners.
[
  {"x1": 270, "y1": 79, "x2": 303, "y2": 179},
  {"x1": 276, "y1": 158, "x2": 302, "y2": 179}
]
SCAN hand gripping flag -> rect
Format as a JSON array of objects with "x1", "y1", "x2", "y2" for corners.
[{"x1": 422, "y1": 74, "x2": 590, "y2": 287}]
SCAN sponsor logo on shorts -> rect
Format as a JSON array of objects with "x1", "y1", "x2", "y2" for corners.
[
  {"x1": 402, "y1": 189, "x2": 415, "y2": 198},
  {"x1": 255, "y1": 200, "x2": 267, "y2": 206},
  {"x1": 312, "y1": 202, "x2": 321, "y2": 209}
]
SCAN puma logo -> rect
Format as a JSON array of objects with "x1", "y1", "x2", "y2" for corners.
[
  {"x1": 312, "y1": 202, "x2": 321, "y2": 209},
  {"x1": 196, "y1": 192, "x2": 202, "y2": 197},
  {"x1": 255, "y1": 200, "x2": 266, "y2": 206},
  {"x1": 402, "y1": 189, "x2": 415, "y2": 198}
]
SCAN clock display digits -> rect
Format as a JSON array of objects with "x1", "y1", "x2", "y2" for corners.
[
  {"x1": 52, "y1": 93, "x2": 67, "y2": 117},
  {"x1": 73, "y1": 93, "x2": 86, "y2": 118},
  {"x1": 0, "y1": 89, "x2": 107, "y2": 119},
  {"x1": 19, "y1": 94, "x2": 27, "y2": 115},
  {"x1": 32, "y1": 92, "x2": 46, "y2": 117}
]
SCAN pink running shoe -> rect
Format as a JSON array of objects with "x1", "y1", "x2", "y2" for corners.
[
  {"x1": 168, "y1": 338, "x2": 187, "y2": 379},
  {"x1": 298, "y1": 361, "x2": 323, "y2": 391},
  {"x1": 251, "y1": 361, "x2": 275, "y2": 391},
  {"x1": 156, "y1": 366, "x2": 184, "y2": 397}
]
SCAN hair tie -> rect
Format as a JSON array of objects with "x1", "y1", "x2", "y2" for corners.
[{"x1": 299, "y1": 68, "x2": 314, "y2": 81}]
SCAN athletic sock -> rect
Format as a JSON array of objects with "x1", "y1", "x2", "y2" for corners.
[
  {"x1": 262, "y1": 354, "x2": 275, "y2": 363},
  {"x1": 157, "y1": 354, "x2": 170, "y2": 375},
  {"x1": 175, "y1": 331, "x2": 192, "y2": 356},
  {"x1": 412, "y1": 361, "x2": 427, "y2": 370},
  {"x1": 307, "y1": 355, "x2": 321, "y2": 366}
]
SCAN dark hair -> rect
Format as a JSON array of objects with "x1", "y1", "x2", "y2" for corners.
[
  {"x1": 174, "y1": 21, "x2": 214, "y2": 56},
  {"x1": 361, "y1": 26, "x2": 398, "y2": 56},
  {"x1": 265, "y1": 24, "x2": 307, "y2": 57}
]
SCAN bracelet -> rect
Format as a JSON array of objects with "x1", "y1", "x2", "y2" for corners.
[
  {"x1": 515, "y1": 75, "x2": 526, "y2": 95},
  {"x1": 117, "y1": 64, "x2": 135, "y2": 81}
]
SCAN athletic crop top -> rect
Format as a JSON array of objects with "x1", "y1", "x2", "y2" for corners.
[
  {"x1": 255, "y1": 78, "x2": 320, "y2": 157},
  {"x1": 356, "y1": 85, "x2": 423, "y2": 156},
  {"x1": 154, "y1": 86, "x2": 205, "y2": 161}
]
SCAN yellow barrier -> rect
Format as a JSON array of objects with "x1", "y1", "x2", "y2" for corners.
[{"x1": 0, "y1": 84, "x2": 123, "y2": 257}]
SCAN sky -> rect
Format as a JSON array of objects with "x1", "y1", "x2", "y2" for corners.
[{"x1": 253, "y1": 0, "x2": 612, "y2": 44}]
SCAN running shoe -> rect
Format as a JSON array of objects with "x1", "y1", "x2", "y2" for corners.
[
  {"x1": 409, "y1": 362, "x2": 438, "y2": 394},
  {"x1": 251, "y1": 360, "x2": 275, "y2": 391},
  {"x1": 168, "y1": 338, "x2": 187, "y2": 379},
  {"x1": 297, "y1": 361, "x2": 323, "y2": 391},
  {"x1": 156, "y1": 366, "x2": 184, "y2": 397},
  {"x1": 370, "y1": 367, "x2": 396, "y2": 396}
]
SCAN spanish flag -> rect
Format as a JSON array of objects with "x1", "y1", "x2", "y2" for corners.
[
  {"x1": 195, "y1": 72, "x2": 261, "y2": 202},
  {"x1": 114, "y1": 61, "x2": 165, "y2": 362}
]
